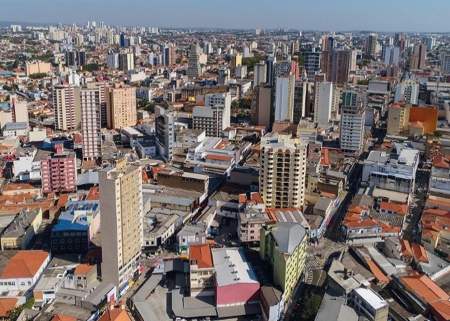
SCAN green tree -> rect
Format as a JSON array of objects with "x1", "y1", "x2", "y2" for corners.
[
  {"x1": 297, "y1": 294, "x2": 322, "y2": 321},
  {"x1": 8, "y1": 298, "x2": 35, "y2": 321},
  {"x1": 12, "y1": 59, "x2": 19, "y2": 69}
]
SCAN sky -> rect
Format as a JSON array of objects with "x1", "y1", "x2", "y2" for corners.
[{"x1": 1, "y1": 0, "x2": 449, "y2": 32}]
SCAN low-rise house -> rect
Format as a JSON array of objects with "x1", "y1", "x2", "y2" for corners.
[
  {"x1": 348, "y1": 287, "x2": 389, "y2": 321},
  {"x1": 74, "y1": 264, "x2": 97, "y2": 289},
  {"x1": 259, "y1": 285, "x2": 284, "y2": 321},
  {"x1": 177, "y1": 223, "x2": 206, "y2": 259},
  {"x1": 189, "y1": 244, "x2": 215, "y2": 297},
  {"x1": 379, "y1": 201, "x2": 408, "y2": 216},
  {"x1": 2, "y1": 183, "x2": 41, "y2": 198}
]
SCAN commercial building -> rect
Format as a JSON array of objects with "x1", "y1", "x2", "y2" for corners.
[
  {"x1": 189, "y1": 244, "x2": 215, "y2": 297},
  {"x1": 260, "y1": 222, "x2": 308, "y2": 300},
  {"x1": 251, "y1": 84, "x2": 273, "y2": 128},
  {"x1": 321, "y1": 50, "x2": 350, "y2": 86},
  {"x1": 54, "y1": 83, "x2": 81, "y2": 131},
  {"x1": 193, "y1": 92, "x2": 231, "y2": 137},
  {"x1": 99, "y1": 160, "x2": 143, "y2": 289},
  {"x1": 440, "y1": 49, "x2": 450, "y2": 75},
  {"x1": 394, "y1": 80, "x2": 419, "y2": 105},
  {"x1": 253, "y1": 62, "x2": 267, "y2": 87},
  {"x1": 40, "y1": 144, "x2": 77, "y2": 194},
  {"x1": 157, "y1": 170, "x2": 209, "y2": 195},
  {"x1": 155, "y1": 106, "x2": 174, "y2": 162},
  {"x1": 163, "y1": 45, "x2": 176, "y2": 66},
  {"x1": 387, "y1": 103, "x2": 410, "y2": 135},
  {"x1": 1, "y1": 207, "x2": 42, "y2": 250},
  {"x1": 382, "y1": 45, "x2": 400, "y2": 66},
  {"x1": 118, "y1": 53, "x2": 134, "y2": 71},
  {"x1": 79, "y1": 84, "x2": 102, "y2": 161},
  {"x1": 304, "y1": 50, "x2": 321, "y2": 82},
  {"x1": 274, "y1": 73, "x2": 295, "y2": 122},
  {"x1": 314, "y1": 82, "x2": 340, "y2": 125},
  {"x1": 348, "y1": 288, "x2": 389, "y2": 321},
  {"x1": 340, "y1": 105, "x2": 365, "y2": 155},
  {"x1": 187, "y1": 43, "x2": 202, "y2": 79},
  {"x1": 259, "y1": 135, "x2": 307, "y2": 208},
  {"x1": 106, "y1": 83, "x2": 137, "y2": 129}
]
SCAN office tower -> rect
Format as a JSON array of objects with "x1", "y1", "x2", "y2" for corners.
[
  {"x1": 40, "y1": 143, "x2": 77, "y2": 194},
  {"x1": 119, "y1": 53, "x2": 134, "y2": 71},
  {"x1": 120, "y1": 33, "x2": 126, "y2": 47},
  {"x1": 321, "y1": 50, "x2": 350, "y2": 86},
  {"x1": 106, "y1": 83, "x2": 137, "y2": 129},
  {"x1": 314, "y1": 82, "x2": 340, "y2": 125},
  {"x1": 304, "y1": 50, "x2": 321, "y2": 82},
  {"x1": 107, "y1": 53, "x2": 119, "y2": 69},
  {"x1": 274, "y1": 73, "x2": 295, "y2": 122},
  {"x1": 340, "y1": 105, "x2": 365, "y2": 155},
  {"x1": 253, "y1": 62, "x2": 267, "y2": 87},
  {"x1": 187, "y1": 43, "x2": 201, "y2": 79},
  {"x1": 54, "y1": 83, "x2": 81, "y2": 131},
  {"x1": 259, "y1": 137, "x2": 307, "y2": 208},
  {"x1": 164, "y1": 45, "x2": 176, "y2": 66},
  {"x1": 386, "y1": 64, "x2": 400, "y2": 78},
  {"x1": 322, "y1": 36, "x2": 334, "y2": 51},
  {"x1": 77, "y1": 51, "x2": 86, "y2": 67},
  {"x1": 382, "y1": 45, "x2": 400, "y2": 66},
  {"x1": 440, "y1": 50, "x2": 450, "y2": 75},
  {"x1": 293, "y1": 71, "x2": 311, "y2": 122},
  {"x1": 251, "y1": 84, "x2": 273, "y2": 128},
  {"x1": 65, "y1": 51, "x2": 77, "y2": 67},
  {"x1": 365, "y1": 34, "x2": 378, "y2": 56},
  {"x1": 193, "y1": 92, "x2": 231, "y2": 137},
  {"x1": 410, "y1": 43, "x2": 427, "y2": 70},
  {"x1": 425, "y1": 37, "x2": 436, "y2": 51},
  {"x1": 231, "y1": 53, "x2": 242, "y2": 75},
  {"x1": 155, "y1": 106, "x2": 174, "y2": 162},
  {"x1": 349, "y1": 49, "x2": 357, "y2": 71},
  {"x1": 99, "y1": 160, "x2": 143, "y2": 288},
  {"x1": 266, "y1": 55, "x2": 276, "y2": 87},
  {"x1": 394, "y1": 80, "x2": 419, "y2": 104},
  {"x1": 274, "y1": 58, "x2": 300, "y2": 82},
  {"x1": 78, "y1": 85, "x2": 102, "y2": 161}
]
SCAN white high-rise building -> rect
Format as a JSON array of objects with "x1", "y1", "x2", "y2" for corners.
[
  {"x1": 119, "y1": 53, "x2": 134, "y2": 71},
  {"x1": 382, "y1": 45, "x2": 400, "y2": 66},
  {"x1": 99, "y1": 160, "x2": 143, "y2": 288},
  {"x1": 79, "y1": 85, "x2": 102, "y2": 161},
  {"x1": 394, "y1": 80, "x2": 419, "y2": 104},
  {"x1": 155, "y1": 106, "x2": 174, "y2": 162},
  {"x1": 440, "y1": 50, "x2": 450, "y2": 75},
  {"x1": 425, "y1": 37, "x2": 436, "y2": 51},
  {"x1": 187, "y1": 43, "x2": 202, "y2": 79},
  {"x1": 203, "y1": 42, "x2": 212, "y2": 55},
  {"x1": 193, "y1": 92, "x2": 231, "y2": 137},
  {"x1": 314, "y1": 82, "x2": 340, "y2": 125},
  {"x1": 274, "y1": 73, "x2": 295, "y2": 122},
  {"x1": 340, "y1": 105, "x2": 365, "y2": 155},
  {"x1": 253, "y1": 62, "x2": 267, "y2": 87},
  {"x1": 106, "y1": 53, "x2": 119, "y2": 69},
  {"x1": 259, "y1": 135, "x2": 307, "y2": 208},
  {"x1": 349, "y1": 49, "x2": 358, "y2": 71}
]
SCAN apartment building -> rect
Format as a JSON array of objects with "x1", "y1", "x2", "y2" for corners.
[
  {"x1": 387, "y1": 103, "x2": 411, "y2": 135},
  {"x1": 79, "y1": 85, "x2": 102, "y2": 161},
  {"x1": 189, "y1": 244, "x2": 215, "y2": 297},
  {"x1": 274, "y1": 73, "x2": 295, "y2": 122},
  {"x1": 314, "y1": 81, "x2": 340, "y2": 126},
  {"x1": 106, "y1": 83, "x2": 137, "y2": 129},
  {"x1": 40, "y1": 144, "x2": 77, "y2": 194},
  {"x1": 54, "y1": 83, "x2": 81, "y2": 131},
  {"x1": 340, "y1": 105, "x2": 365, "y2": 155},
  {"x1": 320, "y1": 50, "x2": 350, "y2": 86},
  {"x1": 99, "y1": 159, "x2": 143, "y2": 288},
  {"x1": 251, "y1": 84, "x2": 273, "y2": 128},
  {"x1": 155, "y1": 106, "x2": 174, "y2": 162},
  {"x1": 193, "y1": 92, "x2": 231, "y2": 137}
]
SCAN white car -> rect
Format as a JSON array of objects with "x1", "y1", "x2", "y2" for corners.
[{"x1": 412, "y1": 229, "x2": 417, "y2": 235}]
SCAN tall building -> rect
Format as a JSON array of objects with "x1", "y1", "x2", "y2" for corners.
[
  {"x1": 65, "y1": 51, "x2": 86, "y2": 67},
  {"x1": 155, "y1": 106, "x2": 174, "y2": 162},
  {"x1": 163, "y1": 45, "x2": 176, "y2": 66},
  {"x1": 266, "y1": 55, "x2": 277, "y2": 87},
  {"x1": 119, "y1": 53, "x2": 134, "y2": 71},
  {"x1": 251, "y1": 84, "x2": 273, "y2": 128},
  {"x1": 9, "y1": 94, "x2": 28, "y2": 125},
  {"x1": 349, "y1": 49, "x2": 358, "y2": 71},
  {"x1": 274, "y1": 59, "x2": 300, "y2": 82},
  {"x1": 193, "y1": 92, "x2": 231, "y2": 137},
  {"x1": 322, "y1": 36, "x2": 334, "y2": 51},
  {"x1": 40, "y1": 144, "x2": 77, "y2": 194},
  {"x1": 304, "y1": 50, "x2": 321, "y2": 82},
  {"x1": 202, "y1": 42, "x2": 212, "y2": 55},
  {"x1": 410, "y1": 43, "x2": 426, "y2": 70},
  {"x1": 425, "y1": 37, "x2": 436, "y2": 51},
  {"x1": 260, "y1": 222, "x2": 307, "y2": 301},
  {"x1": 259, "y1": 136, "x2": 307, "y2": 208},
  {"x1": 54, "y1": 83, "x2": 81, "y2": 131},
  {"x1": 382, "y1": 45, "x2": 400, "y2": 66},
  {"x1": 365, "y1": 34, "x2": 378, "y2": 56},
  {"x1": 106, "y1": 83, "x2": 137, "y2": 129},
  {"x1": 440, "y1": 49, "x2": 450, "y2": 75},
  {"x1": 79, "y1": 84, "x2": 102, "y2": 161},
  {"x1": 340, "y1": 105, "x2": 365, "y2": 155},
  {"x1": 293, "y1": 71, "x2": 311, "y2": 122},
  {"x1": 314, "y1": 82, "x2": 340, "y2": 125},
  {"x1": 253, "y1": 62, "x2": 267, "y2": 87},
  {"x1": 274, "y1": 73, "x2": 295, "y2": 122},
  {"x1": 99, "y1": 159, "x2": 143, "y2": 288},
  {"x1": 187, "y1": 43, "x2": 201, "y2": 79},
  {"x1": 394, "y1": 80, "x2": 419, "y2": 104},
  {"x1": 320, "y1": 50, "x2": 350, "y2": 86},
  {"x1": 231, "y1": 53, "x2": 242, "y2": 75},
  {"x1": 387, "y1": 103, "x2": 411, "y2": 135},
  {"x1": 106, "y1": 53, "x2": 119, "y2": 69}
]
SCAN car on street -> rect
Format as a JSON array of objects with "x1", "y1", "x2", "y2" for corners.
[{"x1": 412, "y1": 229, "x2": 417, "y2": 235}]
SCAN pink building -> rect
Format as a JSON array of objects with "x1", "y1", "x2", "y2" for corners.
[
  {"x1": 212, "y1": 247, "x2": 260, "y2": 307},
  {"x1": 40, "y1": 144, "x2": 77, "y2": 194}
]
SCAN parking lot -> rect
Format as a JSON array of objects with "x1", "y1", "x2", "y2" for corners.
[{"x1": 210, "y1": 215, "x2": 239, "y2": 247}]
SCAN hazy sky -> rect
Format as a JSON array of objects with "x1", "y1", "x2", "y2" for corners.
[{"x1": 1, "y1": 0, "x2": 449, "y2": 32}]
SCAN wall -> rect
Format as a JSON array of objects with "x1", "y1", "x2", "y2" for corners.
[{"x1": 409, "y1": 107, "x2": 438, "y2": 135}]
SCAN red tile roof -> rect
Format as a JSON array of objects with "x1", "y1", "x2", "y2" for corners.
[
  {"x1": 433, "y1": 155, "x2": 450, "y2": 169},
  {"x1": 429, "y1": 300, "x2": 450, "y2": 321},
  {"x1": 380, "y1": 201, "x2": 408, "y2": 215},
  {"x1": 52, "y1": 315, "x2": 77, "y2": 321},
  {"x1": 74, "y1": 264, "x2": 94, "y2": 275},
  {"x1": 366, "y1": 260, "x2": 389, "y2": 283},
  {"x1": 411, "y1": 242, "x2": 428, "y2": 263},
  {"x1": 0, "y1": 298, "x2": 17, "y2": 318},
  {"x1": 1, "y1": 251, "x2": 49, "y2": 279},
  {"x1": 400, "y1": 274, "x2": 449, "y2": 303},
  {"x1": 205, "y1": 154, "x2": 232, "y2": 161},
  {"x1": 189, "y1": 244, "x2": 213, "y2": 269},
  {"x1": 400, "y1": 239, "x2": 413, "y2": 257}
]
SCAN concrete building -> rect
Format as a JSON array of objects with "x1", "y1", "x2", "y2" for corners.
[
  {"x1": 1, "y1": 207, "x2": 42, "y2": 250},
  {"x1": 40, "y1": 144, "x2": 77, "y2": 194},
  {"x1": 348, "y1": 288, "x2": 389, "y2": 321},
  {"x1": 259, "y1": 135, "x2": 307, "y2": 208},
  {"x1": 253, "y1": 62, "x2": 267, "y2": 87},
  {"x1": 293, "y1": 71, "x2": 311, "y2": 121},
  {"x1": 304, "y1": 50, "x2": 321, "y2": 82},
  {"x1": 274, "y1": 73, "x2": 295, "y2": 122},
  {"x1": 410, "y1": 43, "x2": 426, "y2": 70},
  {"x1": 394, "y1": 80, "x2": 419, "y2": 105},
  {"x1": 25, "y1": 61, "x2": 51, "y2": 76},
  {"x1": 157, "y1": 170, "x2": 209, "y2": 195},
  {"x1": 321, "y1": 50, "x2": 350, "y2": 86},
  {"x1": 382, "y1": 45, "x2": 400, "y2": 66},
  {"x1": 365, "y1": 34, "x2": 378, "y2": 56},
  {"x1": 99, "y1": 160, "x2": 143, "y2": 289},
  {"x1": 187, "y1": 43, "x2": 201, "y2": 79},
  {"x1": 155, "y1": 106, "x2": 174, "y2": 162},
  {"x1": 106, "y1": 53, "x2": 119, "y2": 69},
  {"x1": 193, "y1": 92, "x2": 231, "y2": 137},
  {"x1": 163, "y1": 45, "x2": 176, "y2": 66},
  {"x1": 251, "y1": 84, "x2": 273, "y2": 128},
  {"x1": 440, "y1": 49, "x2": 450, "y2": 75},
  {"x1": 54, "y1": 83, "x2": 81, "y2": 131},
  {"x1": 340, "y1": 105, "x2": 365, "y2": 155},
  {"x1": 387, "y1": 103, "x2": 411, "y2": 135},
  {"x1": 79, "y1": 85, "x2": 102, "y2": 161},
  {"x1": 106, "y1": 83, "x2": 137, "y2": 129},
  {"x1": 266, "y1": 55, "x2": 276, "y2": 87},
  {"x1": 118, "y1": 53, "x2": 134, "y2": 71},
  {"x1": 314, "y1": 82, "x2": 340, "y2": 125},
  {"x1": 260, "y1": 222, "x2": 308, "y2": 301},
  {"x1": 189, "y1": 244, "x2": 215, "y2": 297},
  {"x1": 231, "y1": 53, "x2": 242, "y2": 75}
]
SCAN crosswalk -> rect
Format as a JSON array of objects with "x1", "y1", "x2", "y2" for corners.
[{"x1": 306, "y1": 260, "x2": 321, "y2": 270}]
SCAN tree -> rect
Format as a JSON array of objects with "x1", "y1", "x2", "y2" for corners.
[
  {"x1": 434, "y1": 130, "x2": 443, "y2": 138},
  {"x1": 8, "y1": 298, "x2": 35, "y2": 321},
  {"x1": 297, "y1": 294, "x2": 322, "y2": 321},
  {"x1": 13, "y1": 59, "x2": 19, "y2": 69}
]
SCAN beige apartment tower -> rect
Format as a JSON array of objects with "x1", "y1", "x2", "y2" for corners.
[
  {"x1": 99, "y1": 159, "x2": 143, "y2": 288},
  {"x1": 259, "y1": 138, "x2": 307, "y2": 208},
  {"x1": 54, "y1": 84, "x2": 81, "y2": 131},
  {"x1": 78, "y1": 84, "x2": 102, "y2": 161},
  {"x1": 106, "y1": 83, "x2": 137, "y2": 129}
]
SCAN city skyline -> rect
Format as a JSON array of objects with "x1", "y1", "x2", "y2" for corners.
[{"x1": 1, "y1": 0, "x2": 450, "y2": 32}]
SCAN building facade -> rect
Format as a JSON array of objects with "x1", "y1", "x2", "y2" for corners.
[{"x1": 106, "y1": 83, "x2": 137, "y2": 129}]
